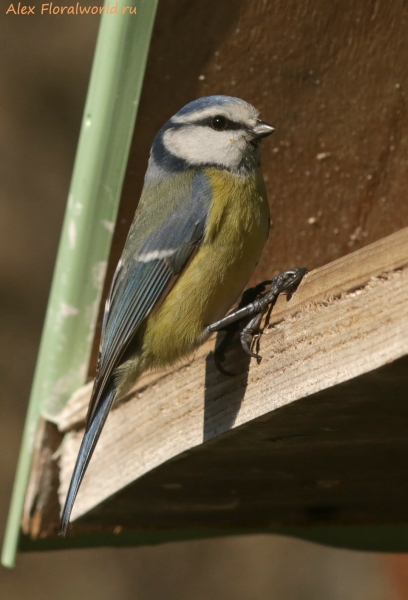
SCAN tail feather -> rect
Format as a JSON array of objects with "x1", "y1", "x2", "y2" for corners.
[{"x1": 59, "y1": 379, "x2": 116, "y2": 535}]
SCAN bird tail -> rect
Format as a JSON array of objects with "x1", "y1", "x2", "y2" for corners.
[{"x1": 59, "y1": 379, "x2": 116, "y2": 535}]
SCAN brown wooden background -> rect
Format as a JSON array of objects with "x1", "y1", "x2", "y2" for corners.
[{"x1": 89, "y1": 0, "x2": 408, "y2": 376}]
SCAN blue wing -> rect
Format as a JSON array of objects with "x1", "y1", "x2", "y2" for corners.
[
  {"x1": 87, "y1": 169, "x2": 212, "y2": 425},
  {"x1": 60, "y1": 169, "x2": 212, "y2": 534}
]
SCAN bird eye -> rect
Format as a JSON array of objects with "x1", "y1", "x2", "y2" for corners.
[{"x1": 211, "y1": 115, "x2": 227, "y2": 131}]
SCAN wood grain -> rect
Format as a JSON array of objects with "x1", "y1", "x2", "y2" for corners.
[
  {"x1": 59, "y1": 225, "x2": 408, "y2": 433},
  {"x1": 53, "y1": 227, "x2": 408, "y2": 528}
]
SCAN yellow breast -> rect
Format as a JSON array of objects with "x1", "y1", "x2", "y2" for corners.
[{"x1": 140, "y1": 167, "x2": 270, "y2": 369}]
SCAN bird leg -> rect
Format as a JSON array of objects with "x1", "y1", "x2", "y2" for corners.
[{"x1": 207, "y1": 268, "x2": 308, "y2": 359}]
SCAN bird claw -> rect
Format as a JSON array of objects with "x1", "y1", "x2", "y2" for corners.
[
  {"x1": 278, "y1": 267, "x2": 308, "y2": 296},
  {"x1": 240, "y1": 311, "x2": 264, "y2": 359},
  {"x1": 208, "y1": 268, "x2": 307, "y2": 363},
  {"x1": 239, "y1": 267, "x2": 308, "y2": 359},
  {"x1": 240, "y1": 331, "x2": 261, "y2": 359}
]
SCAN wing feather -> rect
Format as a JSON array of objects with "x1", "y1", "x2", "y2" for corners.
[{"x1": 86, "y1": 169, "x2": 212, "y2": 426}]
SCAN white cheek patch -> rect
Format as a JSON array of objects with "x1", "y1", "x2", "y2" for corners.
[{"x1": 163, "y1": 126, "x2": 246, "y2": 169}]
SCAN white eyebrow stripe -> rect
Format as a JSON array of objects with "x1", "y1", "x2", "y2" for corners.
[
  {"x1": 136, "y1": 249, "x2": 176, "y2": 262},
  {"x1": 173, "y1": 107, "x2": 226, "y2": 123},
  {"x1": 172, "y1": 103, "x2": 259, "y2": 125}
]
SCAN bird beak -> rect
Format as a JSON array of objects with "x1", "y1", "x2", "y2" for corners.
[{"x1": 252, "y1": 120, "x2": 275, "y2": 139}]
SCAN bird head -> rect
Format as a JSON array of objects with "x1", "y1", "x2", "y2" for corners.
[{"x1": 151, "y1": 95, "x2": 274, "y2": 173}]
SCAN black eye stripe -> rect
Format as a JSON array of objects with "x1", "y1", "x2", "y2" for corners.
[{"x1": 192, "y1": 116, "x2": 243, "y2": 131}]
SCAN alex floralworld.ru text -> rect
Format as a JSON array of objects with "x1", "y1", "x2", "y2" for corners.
[{"x1": 6, "y1": 3, "x2": 137, "y2": 15}]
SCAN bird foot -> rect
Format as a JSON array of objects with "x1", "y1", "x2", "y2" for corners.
[{"x1": 208, "y1": 268, "x2": 308, "y2": 359}]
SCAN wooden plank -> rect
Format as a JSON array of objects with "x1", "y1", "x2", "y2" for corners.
[
  {"x1": 58, "y1": 225, "x2": 408, "y2": 433},
  {"x1": 43, "y1": 226, "x2": 408, "y2": 532}
]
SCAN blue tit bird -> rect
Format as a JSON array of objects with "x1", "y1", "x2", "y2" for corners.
[{"x1": 60, "y1": 94, "x2": 299, "y2": 535}]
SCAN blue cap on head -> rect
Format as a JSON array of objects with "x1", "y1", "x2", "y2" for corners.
[{"x1": 175, "y1": 95, "x2": 243, "y2": 118}]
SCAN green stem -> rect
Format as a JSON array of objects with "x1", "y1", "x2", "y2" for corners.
[{"x1": 2, "y1": 0, "x2": 158, "y2": 568}]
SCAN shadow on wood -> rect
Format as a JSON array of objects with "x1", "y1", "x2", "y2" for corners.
[
  {"x1": 203, "y1": 283, "x2": 269, "y2": 442},
  {"x1": 76, "y1": 353, "x2": 408, "y2": 532},
  {"x1": 21, "y1": 227, "x2": 408, "y2": 551}
]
